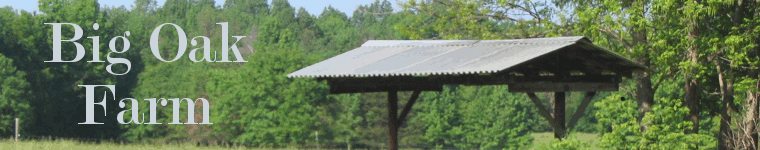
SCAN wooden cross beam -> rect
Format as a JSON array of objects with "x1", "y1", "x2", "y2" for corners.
[
  {"x1": 398, "y1": 91, "x2": 421, "y2": 127},
  {"x1": 509, "y1": 82, "x2": 617, "y2": 92},
  {"x1": 527, "y1": 93, "x2": 561, "y2": 134},
  {"x1": 568, "y1": 92, "x2": 597, "y2": 131},
  {"x1": 324, "y1": 75, "x2": 621, "y2": 94},
  {"x1": 526, "y1": 92, "x2": 597, "y2": 139}
]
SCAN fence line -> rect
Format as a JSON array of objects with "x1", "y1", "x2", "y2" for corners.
[
  {"x1": 8, "y1": 134, "x2": 478, "y2": 149},
  {"x1": 7, "y1": 118, "x2": 472, "y2": 150}
]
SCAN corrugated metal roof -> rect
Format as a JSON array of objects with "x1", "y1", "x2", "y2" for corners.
[{"x1": 288, "y1": 36, "x2": 644, "y2": 78}]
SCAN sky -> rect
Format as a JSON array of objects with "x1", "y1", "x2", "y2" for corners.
[{"x1": 0, "y1": 0, "x2": 399, "y2": 17}]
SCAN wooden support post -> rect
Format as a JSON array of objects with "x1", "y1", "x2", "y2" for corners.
[
  {"x1": 384, "y1": 90, "x2": 422, "y2": 150},
  {"x1": 387, "y1": 90, "x2": 399, "y2": 150},
  {"x1": 554, "y1": 92, "x2": 566, "y2": 139},
  {"x1": 15, "y1": 118, "x2": 18, "y2": 142},
  {"x1": 316, "y1": 131, "x2": 319, "y2": 150}
]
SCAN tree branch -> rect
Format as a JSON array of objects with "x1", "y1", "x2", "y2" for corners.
[
  {"x1": 620, "y1": 86, "x2": 636, "y2": 97},
  {"x1": 653, "y1": 69, "x2": 679, "y2": 91},
  {"x1": 357, "y1": 7, "x2": 395, "y2": 15},
  {"x1": 598, "y1": 27, "x2": 634, "y2": 52}
]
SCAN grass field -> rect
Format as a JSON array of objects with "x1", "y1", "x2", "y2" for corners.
[
  {"x1": 529, "y1": 132, "x2": 600, "y2": 150},
  {"x1": 1, "y1": 132, "x2": 600, "y2": 150},
  {"x1": 0, "y1": 139, "x2": 250, "y2": 150}
]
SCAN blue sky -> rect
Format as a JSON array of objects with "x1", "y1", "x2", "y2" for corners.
[{"x1": 0, "y1": 0, "x2": 399, "y2": 17}]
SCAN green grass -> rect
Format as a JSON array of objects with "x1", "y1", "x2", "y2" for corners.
[
  {"x1": 0, "y1": 139, "x2": 254, "y2": 150},
  {"x1": 2, "y1": 132, "x2": 599, "y2": 150},
  {"x1": 530, "y1": 132, "x2": 601, "y2": 150}
]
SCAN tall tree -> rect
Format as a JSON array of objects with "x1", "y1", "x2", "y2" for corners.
[
  {"x1": 0, "y1": 53, "x2": 30, "y2": 136},
  {"x1": 397, "y1": 0, "x2": 555, "y2": 40},
  {"x1": 563, "y1": 0, "x2": 664, "y2": 134}
]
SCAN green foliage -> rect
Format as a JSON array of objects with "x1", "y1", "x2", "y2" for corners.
[
  {"x1": 323, "y1": 94, "x2": 363, "y2": 146},
  {"x1": 416, "y1": 86, "x2": 534, "y2": 149},
  {"x1": 397, "y1": 0, "x2": 555, "y2": 40},
  {"x1": 206, "y1": 48, "x2": 327, "y2": 146},
  {"x1": 0, "y1": 54, "x2": 30, "y2": 136},
  {"x1": 594, "y1": 90, "x2": 716, "y2": 149},
  {"x1": 0, "y1": 0, "x2": 126, "y2": 138}
]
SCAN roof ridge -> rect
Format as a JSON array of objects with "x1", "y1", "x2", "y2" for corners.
[{"x1": 361, "y1": 36, "x2": 584, "y2": 47}]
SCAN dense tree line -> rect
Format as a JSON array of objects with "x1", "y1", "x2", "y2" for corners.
[{"x1": 0, "y1": 0, "x2": 758, "y2": 149}]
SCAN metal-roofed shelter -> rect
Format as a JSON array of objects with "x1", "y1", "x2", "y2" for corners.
[{"x1": 288, "y1": 36, "x2": 649, "y2": 150}]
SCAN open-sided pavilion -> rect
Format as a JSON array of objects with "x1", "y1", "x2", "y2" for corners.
[{"x1": 288, "y1": 36, "x2": 650, "y2": 150}]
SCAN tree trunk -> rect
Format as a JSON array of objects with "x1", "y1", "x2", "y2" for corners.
[
  {"x1": 751, "y1": 4, "x2": 760, "y2": 149},
  {"x1": 752, "y1": 51, "x2": 760, "y2": 150},
  {"x1": 630, "y1": 1, "x2": 654, "y2": 132},
  {"x1": 716, "y1": 1, "x2": 752, "y2": 147},
  {"x1": 683, "y1": 60, "x2": 701, "y2": 135},
  {"x1": 743, "y1": 90, "x2": 757, "y2": 150},
  {"x1": 745, "y1": 78, "x2": 760, "y2": 150},
  {"x1": 717, "y1": 62, "x2": 735, "y2": 150},
  {"x1": 684, "y1": 14, "x2": 702, "y2": 134},
  {"x1": 635, "y1": 57, "x2": 654, "y2": 132}
]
